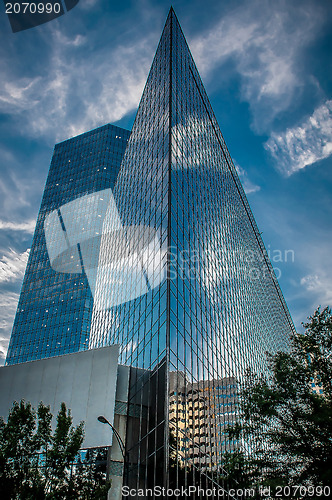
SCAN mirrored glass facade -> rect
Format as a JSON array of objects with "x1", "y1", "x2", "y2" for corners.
[
  {"x1": 6, "y1": 124, "x2": 130, "y2": 365},
  {"x1": 88, "y1": 9, "x2": 294, "y2": 492},
  {"x1": 5, "y1": 8, "x2": 295, "y2": 494}
]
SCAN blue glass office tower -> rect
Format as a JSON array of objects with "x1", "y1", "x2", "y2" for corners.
[
  {"x1": 5, "y1": 8, "x2": 295, "y2": 494},
  {"x1": 88, "y1": 8, "x2": 295, "y2": 492},
  {"x1": 6, "y1": 125, "x2": 130, "y2": 365}
]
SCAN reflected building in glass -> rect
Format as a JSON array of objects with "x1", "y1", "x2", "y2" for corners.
[
  {"x1": 169, "y1": 374, "x2": 238, "y2": 470},
  {"x1": 5, "y1": 7, "x2": 295, "y2": 494}
]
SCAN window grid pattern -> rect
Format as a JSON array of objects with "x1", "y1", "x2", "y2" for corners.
[
  {"x1": 168, "y1": 12, "x2": 294, "y2": 489},
  {"x1": 5, "y1": 8, "x2": 295, "y2": 493},
  {"x1": 6, "y1": 125, "x2": 130, "y2": 365},
  {"x1": 89, "y1": 10, "x2": 294, "y2": 492},
  {"x1": 89, "y1": 18, "x2": 172, "y2": 490}
]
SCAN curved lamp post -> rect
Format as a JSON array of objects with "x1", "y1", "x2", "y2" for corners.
[{"x1": 97, "y1": 415, "x2": 126, "y2": 458}]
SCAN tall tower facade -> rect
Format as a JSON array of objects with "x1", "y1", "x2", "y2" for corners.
[
  {"x1": 6, "y1": 124, "x2": 130, "y2": 365},
  {"x1": 88, "y1": 9, "x2": 294, "y2": 491},
  {"x1": 4, "y1": 8, "x2": 295, "y2": 493}
]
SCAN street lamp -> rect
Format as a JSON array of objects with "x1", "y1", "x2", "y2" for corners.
[{"x1": 97, "y1": 415, "x2": 126, "y2": 458}]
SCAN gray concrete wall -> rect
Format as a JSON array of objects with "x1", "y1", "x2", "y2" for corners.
[{"x1": 0, "y1": 345, "x2": 122, "y2": 449}]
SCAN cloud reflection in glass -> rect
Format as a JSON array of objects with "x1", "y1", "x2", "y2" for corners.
[{"x1": 44, "y1": 188, "x2": 165, "y2": 310}]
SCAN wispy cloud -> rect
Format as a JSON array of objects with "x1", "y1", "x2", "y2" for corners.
[
  {"x1": 1, "y1": 1, "x2": 324, "y2": 141},
  {"x1": 0, "y1": 248, "x2": 29, "y2": 284},
  {"x1": 0, "y1": 149, "x2": 44, "y2": 215},
  {"x1": 0, "y1": 77, "x2": 41, "y2": 111},
  {"x1": 264, "y1": 100, "x2": 332, "y2": 176},
  {"x1": 0, "y1": 291, "x2": 20, "y2": 364},
  {"x1": 190, "y1": 0, "x2": 324, "y2": 131},
  {"x1": 0, "y1": 25, "x2": 157, "y2": 142},
  {"x1": 288, "y1": 235, "x2": 332, "y2": 325},
  {"x1": 0, "y1": 219, "x2": 35, "y2": 233},
  {"x1": 235, "y1": 164, "x2": 260, "y2": 194},
  {"x1": 300, "y1": 271, "x2": 332, "y2": 308},
  {"x1": 79, "y1": 0, "x2": 100, "y2": 9}
]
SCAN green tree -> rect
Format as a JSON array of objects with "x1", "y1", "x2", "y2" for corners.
[
  {"x1": 0, "y1": 400, "x2": 38, "y2": 498},
  {"x1": 223, "y1": 306, "x2": 332, "y2": 490},
  {"x1": 0, "y1": 400, "x2": 110, "y2": 499}
]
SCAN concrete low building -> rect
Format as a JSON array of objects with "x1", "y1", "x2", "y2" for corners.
[{"x1": 0, "y1": 345, "x2": 131, "y2": 499}]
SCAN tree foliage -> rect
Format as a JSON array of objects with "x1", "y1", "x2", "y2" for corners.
[
  {"x1": 223, "y1": 306, "x2": 332, "y2": 490},
  {"x1": 0, "y1": 400, "x2": 110, "y2": 499}
]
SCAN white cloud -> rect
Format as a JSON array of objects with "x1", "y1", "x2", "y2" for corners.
[
  {"x1": 235, "y1": 164, "x2": 260, "y2": 194},
  {"x1": 79, "y1": 0, "x2": 99, "y2": 9},
  {"x1": 0, "y1": 77, "x2": 42, "y2": 111},
  {"x1": 0, "y1": 1, "x2": 324, "y2": 141},
  {"x1": 265, "y1": 100, "x2": 332, "y2": 176},
  {"x1": 0, "y1": 248, "x2": 30, "y2": 284},
  {"x1": 0, "y1": 291, "x2": 20, "y2": 364},
  {"x1": 0, "y1": 27, "x2": 157, "y2": 142},
  {"x1": 0, "y1": 248, "x2": 29, "y2": 363},
  {"x1": 53, "y1": 31, "x2": 86, "y2": 47},
  {"x1": 190, "y1": 0, "x2": 323, "y2": 131},
  {"x1": 1, "y1": 1, "x2": 323, "y2": 141},
  {"x1": 0, "y1": 155, "x2": 44, "y2": 217},
  {"x1": 300, "y1": 272, "x2": 332, "y2": 307},
  {"x1": 0, "y1": 219, "x2": 36, "y2": 233}
]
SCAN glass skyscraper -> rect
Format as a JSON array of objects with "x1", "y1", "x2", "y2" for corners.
[
  {"x1": 88, "y1": 8, "x2": 294, "y2": 492},
  {"x1": 6, "y1": 124, "x2": 130, "y2": 365},
  {"x1": 5, "y1": 7, "x2": 295, "y2": 494}
]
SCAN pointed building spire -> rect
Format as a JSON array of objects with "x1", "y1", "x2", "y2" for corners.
[{"x1": 89, "y1": 7, "x2": 294, "y2": 491}]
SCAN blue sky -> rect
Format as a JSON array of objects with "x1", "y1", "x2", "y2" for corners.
[{"x1": 0, "y1": 0, "x2": 331, "y2": 363}]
